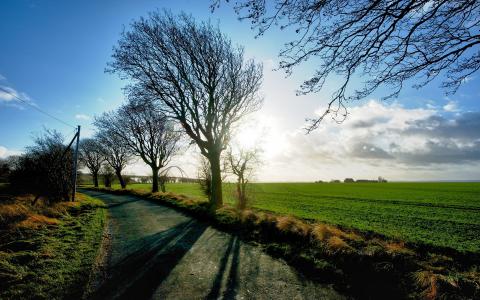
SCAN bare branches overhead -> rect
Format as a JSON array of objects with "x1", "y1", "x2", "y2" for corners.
[{"x1": 213, "y1": 0, "x2": 480, "y2": 131}]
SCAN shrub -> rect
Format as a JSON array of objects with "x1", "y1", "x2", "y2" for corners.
[
  {"x1": 276, "y1": 215, "x2": 311, "y2": 238},
  {"x1": 9, "y1": 130, "x2": 73, "y2": 204}
]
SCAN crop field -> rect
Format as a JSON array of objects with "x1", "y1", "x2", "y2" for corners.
[{"x1": 106, "y1": 182, "x2": 480, "y2": 253}]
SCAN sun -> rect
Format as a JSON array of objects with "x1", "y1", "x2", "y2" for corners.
[
  {"x1": 232, "y1": 116, "x2": 287, "y2": 160},
  {"x1": 235, "y1": 127, "x2": 261, "y2": 150}
]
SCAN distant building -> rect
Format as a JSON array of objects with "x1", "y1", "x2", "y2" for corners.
[
  {"x1": 344, "y1": 178, "x2": 355, "y2": 183},
  {"x1": 330, "y1": 179, "x2": 341, "y2": 183}
]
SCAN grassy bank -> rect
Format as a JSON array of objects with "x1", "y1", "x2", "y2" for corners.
[
  {"x1": 99, "y1": 182, "x2": 480, "y2": 253},
  {"x1": 85, "y1": 186, "x2": 480, "y2": 299},
  {"x1": 0, "y1": 193, "x2": 107, "y2": 300}
]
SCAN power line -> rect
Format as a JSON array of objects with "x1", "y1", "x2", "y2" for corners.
[{"x1": 0, "y1": 86, "x2": 76, "y2": 129}]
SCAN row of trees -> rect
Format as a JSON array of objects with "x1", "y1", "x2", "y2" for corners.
[{"x1": 79, "y1": 100, "x2": 182, "y2": 193}]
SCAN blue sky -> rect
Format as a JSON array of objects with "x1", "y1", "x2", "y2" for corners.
[{"x1": 1, "y1": 0, "x2": 479, "y2": 181}]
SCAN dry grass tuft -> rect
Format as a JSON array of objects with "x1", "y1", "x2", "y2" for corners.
[
  {"x1": 16, "y1": 214, "x2": 60, "y2": 229},
  {"x1": 414, "y1": 270, "x2": 439, "y2": 300},
  {"x1": 239, "y1": 209, "x2": 258, "y2": 225},
  {"x1": 0, "y1": 203, "x2": 30, "y2": 227},
  {"x1": 312, "y1": 223, "x2": 362, "y2": 244},
  {"x1": 413, "y1": 270, "x2": 460, "y2": 299},
  {"x1": 312, "y1": 224, "x2": 332, "y2": 241},
  {"x1": 327, "y1": 236, "x2": 353, "y2": 253},
  {"x1": 384, "y1": 241, "x2": 415, "y2": 256},
  {"x1": 276, "y1": 215, "x2": 311, "y2": 237}
]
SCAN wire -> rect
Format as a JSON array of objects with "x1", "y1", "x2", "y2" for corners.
[{"x1": 0, "y1": 86, "x2": 76, "y2": 129}]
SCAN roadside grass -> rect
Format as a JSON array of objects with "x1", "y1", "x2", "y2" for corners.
[
  {"x1": 0, "y1": 192, "x2": 107, "y2": 300},
  {"x1": 97, "y1": 182, "x2": 480, "y2": 253},
  {"x1": 85, "y1": 186, "x2": 480, "y2": 299}
]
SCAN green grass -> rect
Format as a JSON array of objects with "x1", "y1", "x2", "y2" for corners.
[
  {"x1": 0, "y1": 194, "x2": 107, "y2": 300},
  {"x1": 109, "y1": 181, "x2": 480, "y2": 253}
]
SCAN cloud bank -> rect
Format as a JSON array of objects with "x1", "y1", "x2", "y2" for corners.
[{"x1": 256, "y1": 100, "x2": 480, "y2": 181}]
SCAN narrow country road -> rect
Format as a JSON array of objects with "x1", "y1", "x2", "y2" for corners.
[{"x1": 81, "y1": 190, "x2": 346, "y2": 300}]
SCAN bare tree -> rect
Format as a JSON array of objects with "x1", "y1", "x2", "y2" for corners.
[
  {"x1": 96, "y1": 100, "x2": 182, "y2": 193},
  {"x1": 96, "y1": 130, "x2": 131, "y2": 189},
  {"x1": 79, "y1": 138, "x2": 104, "y2": 187},
  {"x1": 226, "y1": 146, "x2": 261, "y2": 210},
  {"x1": 213, "y1": 0, "x2": 480, "y2": 131},
  {"x1": 107, "y1": 11, "x2": 263, "y2": 209}
]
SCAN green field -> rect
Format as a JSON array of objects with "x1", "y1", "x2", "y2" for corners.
[{"x1": 107, "y1": 182, "x2": 480, "y2": 253}]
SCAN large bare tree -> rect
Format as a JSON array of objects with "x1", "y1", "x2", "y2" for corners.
[
  {"x1": 79, "y1": 138, "x2": 104, "y2": 187},
  {"x1": 107, "y1": 11, "x2": 263, "y2": 209},
  {"x1": 96, "y1": 99, "x2": 182, "y2": 193},
  {"x1": 96, "y1": 130, "x2": 131, "y2": 189},
  {"x1": 213, "y1": 0, "x2": 480, "y2": 131}
]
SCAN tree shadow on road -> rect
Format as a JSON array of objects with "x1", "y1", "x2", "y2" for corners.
[
  {"x1": 91, "y1": 219, "x2": 207, "y2": 300},
  {"x1": 206, "y1": 236, "x2": 241, "y2": 300}
]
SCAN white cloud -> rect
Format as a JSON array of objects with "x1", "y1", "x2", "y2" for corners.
[
  {"x1": 75, "y1": 114, "x2": 90, "y2": 120},
  {"x1": 0, "y1": 86, "x2": 19, "y2": 102},
  {"x1": 0, "y1": 73, "x2": 5, "y2": 81},
  {"x1": 443, "y1": 101, "x2": 459, "y2": 112},
  {"x1": 0, "y1": 146, "x2": 22, "y2": 158},
  {"x1": 0, "y1": 85, "x2": 34, "y2": 109}
]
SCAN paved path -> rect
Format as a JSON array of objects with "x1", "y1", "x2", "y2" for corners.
[{"x1": 82, "y1": 190, "x2": 346, "y2": 300}]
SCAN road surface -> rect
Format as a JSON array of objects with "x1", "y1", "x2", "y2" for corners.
[{"x1": 81, "y1": 190, "x2": 346, "y2": 300}]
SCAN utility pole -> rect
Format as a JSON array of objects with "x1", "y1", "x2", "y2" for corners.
[{"x1": 72, "y1": 125, "x2": 81, "y2": 201}]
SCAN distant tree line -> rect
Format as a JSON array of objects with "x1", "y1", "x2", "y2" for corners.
[{"x1": 316, "y1": 177, "x2": 388, "y2": 183}]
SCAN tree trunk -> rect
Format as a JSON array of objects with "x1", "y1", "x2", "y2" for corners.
[
  {"x1": 152, "y1": 166, "x2": 159, "y2": 193},
  {"x1": 116, "y1": 169, "x2": 126, "y2": 189},
  {"x1": 31, "y1": 195, "x2": 40, "y2": 206},
  {"x1": 240, "y1": 177, "x2": 246, "y2": 210},
  {"x1": 93, "y1": 171, "x2": 99, "y2": 187},
  {"x1": 160, "y1": 179, "x2": 166, "y2": 192},
  {"x1": 208, "y1": 152, "x2": 223, "y2": 210}
]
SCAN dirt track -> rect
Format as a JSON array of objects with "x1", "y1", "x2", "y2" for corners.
[{"x1": 81, "y1": 190, "x2": 346, "y2": 300}]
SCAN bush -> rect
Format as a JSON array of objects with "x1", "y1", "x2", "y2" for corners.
[{"x1": 9, "y1": 130, "x2": 73, "y2": 204}]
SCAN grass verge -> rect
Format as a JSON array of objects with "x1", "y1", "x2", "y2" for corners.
[
  {"x1": 0, "y1": 193, "x2": 107, "y2": 300},
  {"x1": 86, "y1": 186, "x2": 480, "y2": 299}
]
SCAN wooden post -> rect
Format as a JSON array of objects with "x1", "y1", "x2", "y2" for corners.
[{"x1": 72, "y1": 125, "x2": 80, "y2": 201}]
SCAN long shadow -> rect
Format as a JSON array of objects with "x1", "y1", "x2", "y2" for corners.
[
  {"x1": 206, "y1": 237, "x2": 235, "y2": 300},
  {"x1": 206, "y1": 236, "x2": 241, "y2": 300},
  {"x1": 91, "y1": 219, "x2": 207, "y2": 300},
  {"x1": 223, "y1": 237, "x2": 240, "y2": 299}
]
